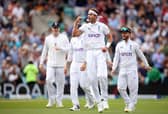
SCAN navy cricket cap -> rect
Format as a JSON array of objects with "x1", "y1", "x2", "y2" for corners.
[
  {"x1": 51, "y1": 22, "x2": 59, "y2": 28},
  {"x1": 120, "y1": 27, "x2": 131, "y2": 33}
]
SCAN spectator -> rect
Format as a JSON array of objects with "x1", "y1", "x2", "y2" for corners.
[
  {"x1": 163, "y1": 57, "x2": 168, "y2": 86},
  {"x1": 23, "y1": 60, "x2": 39, "y2": 93},
  {"x1": 151, "y1": 48, "x2": 165, "y2": 72},
  {"x1": 146, "y1": 67, "x2": 161, "y2": 85},
  {"x1": 12, "y1": 2, "x2": 24, "y2": 22}
]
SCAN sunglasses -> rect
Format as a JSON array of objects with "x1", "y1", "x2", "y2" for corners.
[{"x1": 120, "y1": 27, "x2": 131, "y2": 32}]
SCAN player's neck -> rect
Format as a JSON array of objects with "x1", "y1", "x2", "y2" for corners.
[
  {"x1": 53, "y1": 32, "x2": 59, "y2": 37},
  {"x1": 124, "y1": 38, "x2": 129, "y2": 43},
  {"x1": 90, "y1": 20, "x2": 96, "y2": 24}
]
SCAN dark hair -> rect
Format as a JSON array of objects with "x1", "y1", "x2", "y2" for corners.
[{"x1": 28, "y1": 61, "x2": 33, "y2": 64}]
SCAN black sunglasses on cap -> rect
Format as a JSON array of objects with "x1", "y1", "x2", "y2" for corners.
[
  {"x1": 120, "y1": 27, "x2": 131, "y2": 33},
  {"x1": 52, "y1": 22, "x2": 59, "y2": 28}
]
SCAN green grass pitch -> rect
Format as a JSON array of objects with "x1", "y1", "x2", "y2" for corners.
[{"x1": 0, "y1": 97, "x2": 168, "y2": 114}]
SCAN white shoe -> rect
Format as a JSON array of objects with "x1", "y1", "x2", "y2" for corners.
[
  {"x1": 57, "y1": 102, "x2": 64, "y2": 108},
  {"x1": 46, "y1": 100, "x2": 55, "y2": 108},
  {"x1": 97, "y1": 102, "x2": 104, "y2": 113},
  {"x1": 103, "y1": 101, "x2": 109, "y2": 110},
  {"x1": 124, "y1": 104, "x2": 129, "y2": 112},
  {"x1": 84, "y1": 103, "x2": 89, "y2": 108},
  {"x1": 88, "y1": 102, "x2": 95, "y2": 109},
  {"x1": 127, "y1": 103, "x2": 135, "y2": 112},
  {"x1": 70, "y1": 105, "x2": 80, "y2": 111}
]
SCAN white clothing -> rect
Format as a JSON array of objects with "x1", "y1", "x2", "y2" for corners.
[
  {"x1": 46, "y1": 67, "x2": 65, "y2": 104},
  {"x1": 79, "y1": 21, "x2": 110, "y2": 104},
  {"x1": 68, "y1": 37, "x2": 94, "y2": 106},
  {"x1": 79, "y1": 22, "x2": 110, "y2": 50},
  {"x1": 112, "y1": 39, "x2": 149, "y2": 71},
  {"x1": 40, "y1": 33, "x2": 69, "y2": 67},
  {"x1": 40, "y1": 33, "x2": 69, "y2": 106},
  {"x1": 12, "y1": 7, "x2": 24, "y2": 19},
  {"x1": 112, "y1": 39, "x2": 149, "y2": 106},
  {"x1": 67, "y1": 37, "x2": 86, "y2": 63}
]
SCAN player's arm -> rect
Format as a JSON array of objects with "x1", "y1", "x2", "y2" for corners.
[
  {"x1": 105, "y1": 33, "x2": 112, "y2": 48},
  {"x1": 112, "y1": 44, "x2": 120, "y2": 73},
  {"x1": 39, "y1": 38, "x2": 48, "y2": 70},
  {"x1": 80, "y1": 49, "x2": 87, "y2": 71},
  {"x1": 72, "y1": 16, "x2": 83, "y2": 37},
  {"x1": 106, "y1": 51, "x2": 112, "y2": 67},
  {"x1": 135, "y1": 43, "x2": 152, "y2": 71},
  {"x1": 64, "y1": 42, "x2": 73, "y2": 75}
]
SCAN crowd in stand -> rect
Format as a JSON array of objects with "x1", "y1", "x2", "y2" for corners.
[{"x1": 0, "y1": 0, "x2": 168, "y2": 92}]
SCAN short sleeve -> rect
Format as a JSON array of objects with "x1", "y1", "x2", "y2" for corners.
[
  {"x1": 79, "y1": 23, "x2": 87, "y2": 32},
  {"x1": 102, "y1": 23, "x2": 110, "y2": 35}
]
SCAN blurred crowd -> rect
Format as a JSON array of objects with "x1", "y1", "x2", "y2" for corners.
[{"x1": 0, "y1": 0, "x2": 168, "y2": 91}]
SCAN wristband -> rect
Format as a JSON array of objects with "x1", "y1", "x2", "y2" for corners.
[{"x1": 106, "y1": 42, "x2": 111, "y2": 48}]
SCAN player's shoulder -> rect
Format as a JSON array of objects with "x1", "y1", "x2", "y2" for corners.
[
  {"x1": 130, "y1": 40, "x2": 139, "y2": 47},
  {"x1": 80, "y1": 23, "x2": 88, "y2": 28},
  {"x1": 117, "y1": 40, "x2": 124, "y2": 46},
  {"x1": 46, "y1": 34, "x2": 52, "y2": 38},
  {"x1": 96, "y1": 21, "x2": 107, "y2": 27},
  {"x1": 59, "y1": 33, "x2": 66, "y2": 37},
  {"x1": 59, "y1": 33, "x2": 69, "y2": 39},
  {"x1": 45, "y1": 34, "x2": 53, "y2": 40},
  {"x1": 79, "y1": 23, "x2": 88, "y2": 31}
]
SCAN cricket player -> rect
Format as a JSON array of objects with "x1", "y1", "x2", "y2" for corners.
[
  {"x1": 112, "y1": 27, "x2": 152, "y2": 112},
  {"x1": 39, "y1": 22, "x2": 69, "y2": 108},
  {"x1": 72, "y1": 8, "x2": 112, "y2": 113},
  {"x1": 65, "y1": 35, "x2": 95, "y2": 111}
]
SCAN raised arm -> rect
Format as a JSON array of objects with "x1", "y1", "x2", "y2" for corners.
[{"x1": 72, "y1": 16, "x2": 83, "y2": 37}]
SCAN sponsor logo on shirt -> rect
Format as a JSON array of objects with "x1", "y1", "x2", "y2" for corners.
[
  {"x1": 121, "y1": 52, "x2": 132, "y2": 56},
  {"x1": 73, "y1": 48, "x2": 84, "y2": 51},
  {"x1": 88, "y1": 34, "x2": 100, "y2": 38}
]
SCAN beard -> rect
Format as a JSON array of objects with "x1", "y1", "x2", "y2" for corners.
[{"x1": 122, "y1": 36, "x2": 129, "y2": 41}]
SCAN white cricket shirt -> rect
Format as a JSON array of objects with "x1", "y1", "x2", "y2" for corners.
[
  {"x1": 40, "y1": 33, "x2": 69, "y2": 67},
  {"x1": 67, "y1": 35, "x2": 86, "y2": 63},
  {"x1": 79, "y1": 22, "x2": 110, "y2": 50},
  {"x1": 112, "y1": 39, "x2": 149, "y2": 71}
]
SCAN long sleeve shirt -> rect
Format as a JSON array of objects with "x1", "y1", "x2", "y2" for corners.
[
  {"x1": 40, "y1": 33, "x2": 69, "y2": 67},
  {"x1": 112, "y1": 39, "x2": 149, "y2": 71}
]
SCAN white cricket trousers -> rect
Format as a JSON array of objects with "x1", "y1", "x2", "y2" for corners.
[
  {"x1": 86, "y1": 50, "x2": 108, "y2": 103},
  {"x1": 70, "y1": 62, "x2": 94, "y2": 106},
  {"x1": 46, "y1": 66, "x2": 65, "y2": 104},
  {"x1": 117, "y1": 69, "x2": 138, "y2": 105}
]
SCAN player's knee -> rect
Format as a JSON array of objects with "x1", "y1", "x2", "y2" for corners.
[
  {"x1": 46, "y1": 80, "x2": 53, "y2": 85},
  {"x1": 117, "y1": 87, "x2": 126, "y2": 92}
]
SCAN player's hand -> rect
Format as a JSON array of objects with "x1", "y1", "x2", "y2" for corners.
[
  {"x1": 107, "y1": 61, "x2": 112, "y2": 67},
  {"x1": 39, "y1": 64, "x2": 43, "y2": 70},
  {"x1": 74, "y1": 16, "x2": 82, "y2": 26},
  {"x1": 55, "y1": 46, "x2": 61, "y2": 50},
  {"x1": 111, "y1": 69, "x2": 115, "y2": 76},
  {"x1": 80, "y1": 62, "x2": 86, "y2": 71},
  {"x1": 39, "y1": 64, "x2": 45, "y2": 73},
  {"x1": 64, "y1": 66, "x2": 68, "y2": 75},
  {"x1": 101, "y1": 47, "x2": 107, "y2": 53}
]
